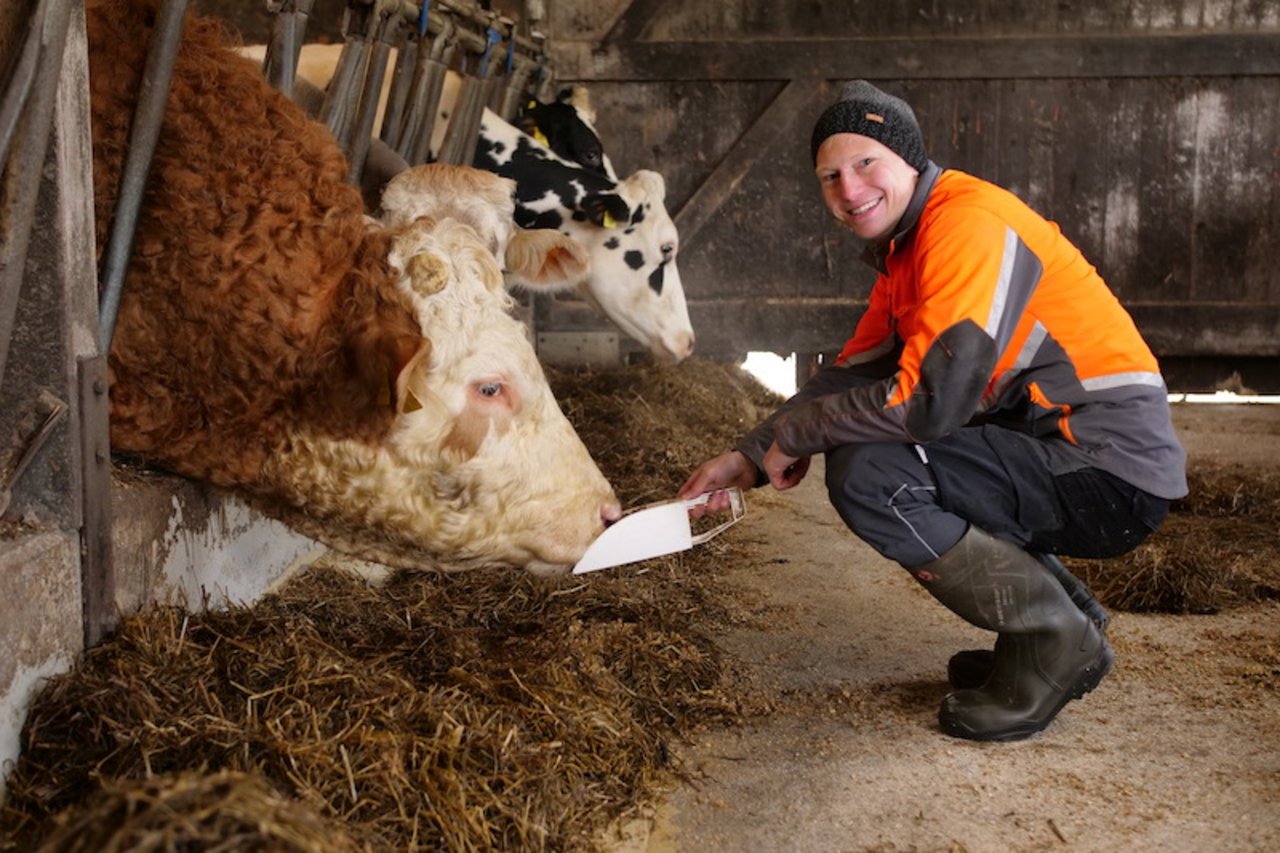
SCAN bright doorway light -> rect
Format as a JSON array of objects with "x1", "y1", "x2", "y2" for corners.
[
  {"x1": 1169, "y1": 391, "x2": 1280, "y2": 404},
  {"x1": 741, "y1": 351, "x2": 797, "y2": 397},
  {"x1": 741, "y1": 352, "x2": 1280, "y2": 406}
]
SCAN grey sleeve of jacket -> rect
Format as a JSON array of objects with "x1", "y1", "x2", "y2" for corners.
[
  {"x1": 733, "y1": 353, "x2": 898, "y2": 482},
  {"x1": 767, "y1": 320, "x2": 998, "y2": 457}
]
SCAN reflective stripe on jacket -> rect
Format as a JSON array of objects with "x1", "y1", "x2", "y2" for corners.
[{"x1": 738, "y1": 164, "x2": 1187, "y2": 500}]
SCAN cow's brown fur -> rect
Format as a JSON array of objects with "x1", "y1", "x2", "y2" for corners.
[{"x1": 88, "y1": 0, "x2": 424, "y2": 487}]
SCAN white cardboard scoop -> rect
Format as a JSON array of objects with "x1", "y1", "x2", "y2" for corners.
[{"x1": 572, "y1": 487, "x2": 746, "y2": 574}]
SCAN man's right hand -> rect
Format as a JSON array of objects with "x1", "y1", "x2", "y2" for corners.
[{"x1": 678, "y1": 450, "x2": 759, "y2": 514}]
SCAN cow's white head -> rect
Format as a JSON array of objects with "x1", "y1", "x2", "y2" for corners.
[
  {"x1": 270, "y1": 212, "x2": 619, "y2": 573},
  {"x1": 380, "y1": 164, "x2": 591, "y2": 294},
  {"x1": 477, "y1": 114, "x2": 696, "y2": 363},
  {"x1": 387, "y1": 217, "x2": 620, "y2": 571},
  {"x1": 568, "y1": 169, "x2": 694, "y2": 363}
]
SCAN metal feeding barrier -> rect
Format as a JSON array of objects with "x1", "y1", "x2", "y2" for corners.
[{"x1": 260, "y1": 0, "x2": 555, "y2": 183}]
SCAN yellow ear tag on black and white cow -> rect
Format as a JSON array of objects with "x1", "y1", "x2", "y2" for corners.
[
  {"x1": 533, "y1": 128, "x2": 549, "y2": 147},
  {"x1": 602, "y1": 212, "x2": 618, "y2": 228}
]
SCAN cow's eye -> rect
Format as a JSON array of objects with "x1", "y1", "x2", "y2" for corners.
[
  {"x1": 661, "y1": 243, "x2": 675, "y2": 259},
  {"x1": 476, "y1": 381, "x2": 503, "y2": 398}
]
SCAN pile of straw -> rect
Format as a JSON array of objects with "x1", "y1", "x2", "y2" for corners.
[
  {"x1": 0, "y1": 359, "x2": 776, "y2": 852},
  {"x1": 2, "y1": 358, "x2": 1273, "y2": 849},
  {"x1": 1071, "y1": 462, "x2": 1280, "y2": 613}
]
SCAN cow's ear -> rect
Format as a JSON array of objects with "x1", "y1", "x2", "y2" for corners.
[
  {"x1": 504, "y1": 230, "x2": 590, "y2": 292},
  {"x1": 358, "y1": 328, "x2": 429, "y2": 413},
  {"x1": 582, "y1": 193, "x2": 631, "y2": 229},
  {"x1": 393, "y1": 338, "x2": 433, "y2": 415}
]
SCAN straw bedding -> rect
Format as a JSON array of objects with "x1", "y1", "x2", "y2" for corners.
[
  {"x1": 1070, "y1": 461, "x2": 1280, "y2": 614},
  {"x1": 0, "y1": 359, "x2": 775, "y2": 851},
  {"x1": 1, "y1": 359, "x2": 1273, "y2": 849}
]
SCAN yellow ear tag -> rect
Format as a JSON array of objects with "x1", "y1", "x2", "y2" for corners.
[
  {"x1": 533, "y1": 128, "x2": 549, "y2": 147},
  {"x1": 602, "y1": 212, "x2": 617, "y2": 228},
  {"x1": 402, "y1": 387, "x2": 423, "y2": 414}
]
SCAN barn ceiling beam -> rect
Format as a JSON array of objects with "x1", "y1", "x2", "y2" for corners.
[{"x1": 558, "y1": 32, "x2": 1280, "y2": 81}]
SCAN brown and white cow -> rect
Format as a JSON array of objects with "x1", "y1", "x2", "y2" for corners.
[{"x1": 88, "y1": 0, "x2": 619, "y2": 572}]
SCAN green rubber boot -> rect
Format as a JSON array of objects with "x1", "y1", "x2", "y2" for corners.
[
  {"x1": 911, "y1": 527, "x2": 1113, "y2": 742},
  {"x1": 947, "y1": 553, "x2": 1109, "y2": 689}
]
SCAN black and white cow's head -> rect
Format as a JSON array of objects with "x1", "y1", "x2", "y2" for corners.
[
  {"x1": 476, "y1": 109, "x2": 695, "y2": 363},
  {"x1": 516, "y1": 86, "x2": 616, "y2": 181}
]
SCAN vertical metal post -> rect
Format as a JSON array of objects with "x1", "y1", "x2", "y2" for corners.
[
  {"x1": 263, "y1": 0, "x2": 315, "y2": 98},
  {"x1": 346, "y1": 9, "x2": 400, "y2": 187},
  {"x1": 401, "y1": 20, "x2": 454, "y2": 164},
  {"x1": 96, "y1": 0, "x2": 190, "y2": 350}
]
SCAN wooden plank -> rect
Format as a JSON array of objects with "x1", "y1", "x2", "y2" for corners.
[
  {"x1": 674, "y1": 79, "x2": 829, "y2": 248},
  {"x1": 682, "y1": 299, "x2": 1280, "y2": 361},
  {"x1": 557, "y1": 33, "x2": 1280, "y2": 81},
  {"x1": 600, "y1": 0, "x2": 671, "y2": 45},
  {"x1": 78, "y1": 355, "x2": 115, "y2": 648}
]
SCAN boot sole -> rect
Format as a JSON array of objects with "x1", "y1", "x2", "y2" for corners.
[{"x1": 939, "y1": 643, "x2": 1115, "y2": 743}]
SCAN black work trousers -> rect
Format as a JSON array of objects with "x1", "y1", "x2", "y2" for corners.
[{"x1": 824, "y1": 425, "x2": 1170, "y2": 568}]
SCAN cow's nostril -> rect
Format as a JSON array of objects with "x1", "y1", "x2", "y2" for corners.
[
  {"x1": 602, "y1": 502, "x2": 622, "y2": 526},
  {"x1": 671, "y1": 331, "x2": 695, "y2": 361}
]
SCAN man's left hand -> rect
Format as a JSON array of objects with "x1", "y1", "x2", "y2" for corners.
[{"x1": 763, "y1": 443, "x2": 810, "y2": 491}]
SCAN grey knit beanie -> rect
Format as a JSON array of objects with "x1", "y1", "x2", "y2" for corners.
[{"x1": 810, "y1": 80, "x2": 928, "y2": 173}]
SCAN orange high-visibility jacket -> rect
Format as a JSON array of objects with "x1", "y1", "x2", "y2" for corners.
[{"x1": 750, "y1": 166, "x2": 1186, "y2": 500}]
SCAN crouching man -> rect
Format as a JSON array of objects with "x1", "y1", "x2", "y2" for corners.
[{"x1": 680, "y1": 81, "x2": 1186, "y2": 741}]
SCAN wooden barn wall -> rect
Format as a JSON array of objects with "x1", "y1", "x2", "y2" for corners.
[{"x1": 548, "y1": 0, "x2": 1280, "y2": 387}]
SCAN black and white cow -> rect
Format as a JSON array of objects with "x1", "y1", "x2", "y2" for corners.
[
  {"x1": 474, "y1": 111, "x2": 694, "y2": 362},
  {"x1": 514, "y1": 85, "x2": 616, "y2": 180},
  {"x1": 241, "y1": 42, "x2": 695, "y2": 362}
]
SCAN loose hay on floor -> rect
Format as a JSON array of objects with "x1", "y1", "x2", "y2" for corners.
[
  {"x1": 4, "y1": 359, "x2": 1274, "y2": 849},
  {"x1": 30, "y1": 770, "x2": 363, "y2": 853},
  {"x1": 1070, "y1": 462, "x2": 1280, "y2": 614},
  {"x1": 0, "y1": 359, "x2": 778, "y2": 852}
]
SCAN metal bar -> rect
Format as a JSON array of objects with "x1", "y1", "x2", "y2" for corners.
[
  {"x1": 263, "y1": 0, "x2": 316, "y2": 98},
  {"x1": 0, "y1": 0, "x2": 74, "y2": 389},
  {"x1": 380, "y1": 0, "x2": 546, "y2": 59},
  {"x1": 436, "y1": 67, "x2": 487, "y2": 164},
  {"x1": 346, "y1": 35, "x2": 395, "y2": 186},
  {"x1": 97, "y1": 0, "x2": 190, "y2": 350},
  {"x1": 401, "y1": 31, "x2": 454, "y2": 163},
  {"x1": 320, "y1": 38, "x2": 367, "y2": 147},
  {"x1": 380, "y1": 30, "x2": 417, "y2": 148},
  {"x1": 0, "y1": 1, "x2": 46, "y2": 169}
]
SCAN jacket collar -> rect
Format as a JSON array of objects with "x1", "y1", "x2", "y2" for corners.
[{"x1": 859, "y1": 160, "x2": 943, "y2": 274}]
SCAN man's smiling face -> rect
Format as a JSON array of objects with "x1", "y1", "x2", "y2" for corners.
[{"x1": 815, "y1": 133, "x2": 920, "y2": 244}]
